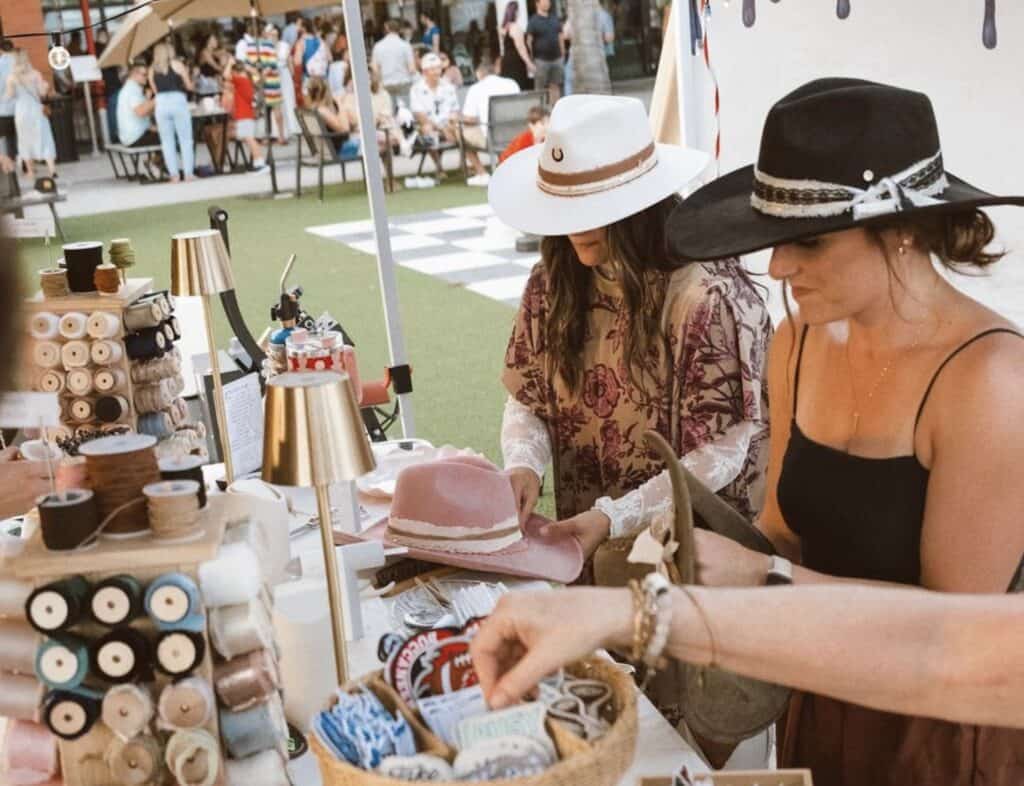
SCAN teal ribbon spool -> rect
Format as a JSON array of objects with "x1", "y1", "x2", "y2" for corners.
[{"x1": 35, "y1": 634, "x2": 91, "y2": 690}]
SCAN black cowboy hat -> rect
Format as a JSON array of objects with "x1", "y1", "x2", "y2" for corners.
[{"x1": 669, "y1": 78, "x2": 1024, "y2": 261}]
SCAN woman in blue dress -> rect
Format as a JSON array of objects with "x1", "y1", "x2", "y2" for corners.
[{"x1": 4, "y1": 50, "x2": 56, "y2": 179}]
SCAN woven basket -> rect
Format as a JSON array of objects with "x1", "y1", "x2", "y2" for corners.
[{"x1": 312, "y1": 656, "x2": 638, "y2": 786}]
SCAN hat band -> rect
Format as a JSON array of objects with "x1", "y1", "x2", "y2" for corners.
[
  {"x1": 751, "y1": 151, "x2": 949, "y2": 219},
  {"x1": 537, "y1": 142, "x2": 658, "y2": 197}
]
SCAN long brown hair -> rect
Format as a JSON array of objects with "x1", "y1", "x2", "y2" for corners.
[{"x1": 542, "y1": 194, "x2": 685, "y2": 395}]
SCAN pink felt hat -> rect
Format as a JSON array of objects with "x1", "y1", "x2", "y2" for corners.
[{"x1": 345, "y1": 455, "x2": 583, "y2": 584}]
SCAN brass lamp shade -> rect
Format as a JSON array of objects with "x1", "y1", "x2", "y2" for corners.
[
  {"x1": 262, "y1": 371, "x2": 375, "y2": 487},
  {"x1": 170, "y1": 229, "x2": 235, "y2": 296}
]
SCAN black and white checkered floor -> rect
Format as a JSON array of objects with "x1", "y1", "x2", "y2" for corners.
[{"x1": 306, "y1": 204, "x2": 538, "y2": 308}]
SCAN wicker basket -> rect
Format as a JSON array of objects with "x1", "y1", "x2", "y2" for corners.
[{"x1": 312, "y1": 656, "x2": 638, "y2": 786}]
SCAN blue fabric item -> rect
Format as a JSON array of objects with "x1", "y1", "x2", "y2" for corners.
[
  {"x1": 12, "y1": 79, "x2": 56, "y2": 161},
  {"x1": 338, "y1": 137, "x2": 361, "y2": 158},
  {"x1": 144, "y1": 572, "x2": 201, "y2": 628},
  {"x1": 422, "y1": 25, "x2": 440, "y2": 48},
  {"x1": 0, "y1": 53, "x2": 16, "y2": 117},
  {"x1": 117, "y1": 80, "x2": 151, "y2": 146},
  {"x1": 302, "y1": 36, "x2": 320, "y2": 69},
  {"x1": 154, "y1": 91, "x2": 194, "y2": 177}
]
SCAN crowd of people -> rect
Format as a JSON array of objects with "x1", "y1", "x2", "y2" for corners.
[{"x1": 0, "y1": 40, "x2": 58, "y2": 183}]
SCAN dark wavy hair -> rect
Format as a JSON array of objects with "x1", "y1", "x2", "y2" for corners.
[{"x1": 541, "y1": 194, "x2": 686, "y2": 396}]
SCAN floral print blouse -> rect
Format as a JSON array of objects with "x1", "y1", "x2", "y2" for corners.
[{"x1": 501, "y1": 258, "x2": 772, "y2": 535}]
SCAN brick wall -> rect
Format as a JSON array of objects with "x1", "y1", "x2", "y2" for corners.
[{"x1": 0, "y1": 2, "x2": 51, "y2": 80}]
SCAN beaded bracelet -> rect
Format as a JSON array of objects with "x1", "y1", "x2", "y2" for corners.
[{"x1": 628, "y1": 573, "x2": 673, "y2": 672}]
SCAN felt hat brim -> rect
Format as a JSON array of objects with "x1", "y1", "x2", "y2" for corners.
[
  {"x1": 669, "y1": 164, "x2": 1024, "y2": 261},
  {"x1": 490, "y1": 142, "x2": 710, "y2": 237}
]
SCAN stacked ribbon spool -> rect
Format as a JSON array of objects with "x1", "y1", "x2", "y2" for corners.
[
  {"x1": 78, "y1": 434, "x2": 161, "y2": 537},
  {"x1": 108, "y1": 238, "x2": 136, "y2": 281}
]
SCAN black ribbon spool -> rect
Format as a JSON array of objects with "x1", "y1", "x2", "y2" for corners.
[
  {"x1": 95, "y1": 395, "x2": 129, "y2": 424},
  {"x1": 169, "y1": 316, "x2": 181, "y2": 341},
  {"x1": 153, "y1": 630, "x2": 206, "y2": 677},
  {"x1": 124, "y1": 327, "x2": 167, "y2": 361},
  {"x1": 90, "y1": 627, "x2": 153, "y2": 684},
  {"x1": 25, "y1": 575, "x2": 91, "y2": 634},
  {"x1": 38, "y1": 490, "x2": 100, "y2": 551},
  {"x1": 62, "y1": 242, "x2": 104, "y2": 293},
  {"x1": 43, "y1": 688, "x2": 102, "y2": 740},
  {"x1": 89, "y1": 575, "x2": 144, "y2": 626},
  {"x1": 159, "y1": 455, "x2": 207, "y2": 508},
  {"x1": 160, "y1": 320, "x2": 176, "y2": 343}
]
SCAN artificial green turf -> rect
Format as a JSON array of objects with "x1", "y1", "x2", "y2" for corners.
[{"x1": 14, "y1": 181, "x2": 528, "y2": 487}]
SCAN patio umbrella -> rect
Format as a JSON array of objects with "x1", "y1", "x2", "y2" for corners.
[
  {"x1": 97, "y1": 4, "x2": 172, "y2": 67},
  {"x1": 151, "y1": 0, "x2": 335, "y2": 23}
]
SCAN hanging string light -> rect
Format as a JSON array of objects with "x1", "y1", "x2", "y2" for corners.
[{"x1": 47, "y1": 13, "x2": 70, "y2": 72}]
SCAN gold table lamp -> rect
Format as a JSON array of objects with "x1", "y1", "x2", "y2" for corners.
[
  {"x1": 262, "y1": 371, "x2": 375, "y2": 685},
  {"x1": 170, "y1": 229, "x2": 236, "y2": 484}
]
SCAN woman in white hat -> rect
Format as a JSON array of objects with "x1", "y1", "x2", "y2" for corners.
[{"x1": 490, "y1": 94, "x2": 773, "y2": 562}]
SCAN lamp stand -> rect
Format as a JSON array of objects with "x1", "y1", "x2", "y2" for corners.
[
  {"x1": 202, "y1": 293, "x2": 234, "y2": 484},
  {"x1": 316, "y1": 482, "x2": 350, "y2": 685}
]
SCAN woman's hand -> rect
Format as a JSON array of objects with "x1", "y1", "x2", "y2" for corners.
[
  {"x1": 507, "y1": 466, "x2": 541, "y2": 526},
  {"x1": 694, "y1": 528, "x2": 771, "y2": 587},
  {"x1": 470, "y1": 587, "x2": 632, "y2": 709},
  {"x1": 539, "y1": 509, "x2": 610, "y2": 558},
  {"x1": 0, "y1": 447, "x2": 51, "y2": 520}
]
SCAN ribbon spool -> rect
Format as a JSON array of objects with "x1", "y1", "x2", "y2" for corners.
[
  {"x1": 1, "y1": 719, "x2": 60, "y2": 780},
  {"x1": 58, "y1": 312, "x2": 88, "y2": 340},
  {"x1": 141, "y1": 291, "x2": 172, "y2": 318},
  {"x1": 39, "y1": 268, "x2": 70, "y2": 299},
  {"x1": 154, "y1": 630, "x2": 206, "y2": 677},
  {"x1": 0, "y1": 673, "x2": 44, "y2": 721},
  {"x1": 66, "y1": 368, "x2": 93, "y2": 396},
  {"x1": 69, "y1": 398, "x2": 94, "y2": 423},
  {"x1": 145, "y1": 573, "x2": 201, "y2": 628},
  {"x1": 37, "y1": 370, "x2": 65, "y2": 393},
  {"x1": 159, "y1": 454, "x2": 207, "y2": 507},
  {"x1": 79, "y1": 433, "x2": 160, "y2": 537},
  {"x1": 138, "y1": 411, "x2": 173, "y2": 438},
  {"x1": 125, "y1": 328, "x2": 167, "y2": 361},
  {"x1": 106, "y1": 734, "x2": 163, "y2": 786},
  {"x1": 166, "y1": 729, "x2": 221, "y2": 786},
  {"x1": 63, "y1": 242, "x2": 104, "y2": 293},
  {"x1": 0, "y1": 619, "x2": 40, "y2": 675},
  {"x1": 169, "y1": 316, "x2": 181, "y2": 341},
  {"x1": 38, "y1": 489, "x2": 100, "y2": 551},
  {"x1": 91, "y1": 627, "x2": 153, "y2": 684},
  {"x1": 161, "y1": 321, "x2": 176, "y2": 343},
  {"x1": 131, "y1": 347, "x2": 181, "y2": 383},
  {"x1": 85, "y1": 310, "x2": 120, "y2": 339},
  {"x1": 91, "y1": 339, "x2": 124, "y2": 366},
  {"x1": 33, "y1": 341, "x2": 61, "y2": 369},
  {"x1": 61, "y1": 340, "x2": 91, "y2": 369},
  {"x1": 26, "y1": 576, "x2": 91, "y2": 634},
  {"x1": 213, "y1": 649, "x2": 281, "y2": 711},
  {"x1": 134, "y1": 382, "x2": 172, "y2": 414},
  {"x1": 123, "y1": 302, "x2": 163, "y2": 332},
  {"x1": 109, "y1": 238, "x2": 136, "y2": 272},
  {"x1": 158, "y1": 677, "x2": 215, "y2": 730},
  {"x1": 30, "y1": 312, "x2": 61, "y2": 340},
  {"x1": 94, "y1": 264, "x2": 122, "y2": 295},
  {"x1": 35, "y1": 634, "x2": 91, "y2": 690},
  {"x1": 90, "y1": 575, "x2": 144, "y2": 626},
  {"x1": 144, "y1": 480, "x2": 202, "y2": 541},
  {"x1": 102, "y1": 684, "x2": 154, "y2": 742},
  {"x1": 0, "y1": 577, "x2": 33, "y2": 616},
  {"x1": 94, "y1": 367, "x2": 127, "y2": 393},
  {"x1": 208, "y1": 600, "x2": 274, "y2": 661},
  {"x1": 95, "y1": 395, "x2": 131, "y2": 424},
  {"x1": 219, "y1": 693, "x2": 289, "y2": 760},
  {"x1": 42, "y1": 687, "x2": 103, "y2": 740},
  {"x1": 170, "y1": 396, "x2": 191, "y2": 428},
  {"x1": 198, "y1": 541, "x2": 262, "y2": 607},
  {"x1": 225, "y1": 749, "x2": 290, "y2": 786}
]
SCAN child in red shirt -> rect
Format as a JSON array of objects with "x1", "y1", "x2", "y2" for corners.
[
  {"x1": 224, "y1": 57, "x2": 267, "y2": 170},
  {"x1": 499, "y1": 105, "x2": 550, "y2": 164}
]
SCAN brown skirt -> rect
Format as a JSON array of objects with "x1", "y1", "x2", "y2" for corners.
[{"x1": 781, "y1": 692, "x2": 1024, "y2": 786}]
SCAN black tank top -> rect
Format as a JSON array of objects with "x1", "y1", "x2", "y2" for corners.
[
  {"x1": 154, "y1": 67, "x2": 186, "y2": 94},
  {"x1": 777, "y1": 325, "x2": 1022, "y2": 584}
]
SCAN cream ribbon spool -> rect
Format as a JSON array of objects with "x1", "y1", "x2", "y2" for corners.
[
  {"x1": 58, "y1": 312, "x2": 88, "y2": 340},
  {"x1": 91, "y1": 339, "x2": 124, "y2": 366},
  {"x1": 69, "y1": 398, "x2": 93, "y2": 423},
  {"x1": 165, "y1": 729, "x2": 220, "y2": 786},
  {"x1": 157, "y1": 677, "x2": 214, "y2": 730},
  {"x1": 37, "y1": 370, "x2": 65, "y2": 393},
  {"x1": 94, "y1": 368, "x2": 126, "y2": 392},
  {"x1": 106, "y1": 734, "x2": 162, "y2": 786},
  {"x1": 30, "y1": 312, "x2": 61, "y2": 340},
  {"x1": 60, "y1": 341, "x2": 90, "y2": 369},
  {"x1": 102, "y1": 684, "x2": 154, "y2": 742},
  {"x1": 33, "y1": 341, "x2": 61, "y2": 369},
  {"x1": 66, "y1": 368, "x2": 93, "y2": 396},
  {"x1": 86, "y1": 311, "x2": 121, "y2": 339}
]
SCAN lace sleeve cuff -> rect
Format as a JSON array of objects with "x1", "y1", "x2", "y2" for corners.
[{"x1": 501, "y1": 396, "x2": 551, "y2": 481}]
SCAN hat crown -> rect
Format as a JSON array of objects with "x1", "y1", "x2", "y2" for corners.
[
  {"x1": 756, "y1": 79, "x2": 943, "y2": 188},
  {"x1": 538, "y1": 95, "x2": 656, "y2": 190}
]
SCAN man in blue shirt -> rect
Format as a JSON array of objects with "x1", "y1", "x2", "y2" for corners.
[
  {"x1": 117, "y1": 61, "x2": 158, "y2": 147},
  {"x1": 0, "y1": 41, "x2": 17, "y2": 172},
  {"x1": 526, "y1": 0, "x2": 565, "y2": 105}
]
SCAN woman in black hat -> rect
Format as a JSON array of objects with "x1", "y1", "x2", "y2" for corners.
[{"x1": 470, "y1": 78, "x2": 1024, "y2": 785}]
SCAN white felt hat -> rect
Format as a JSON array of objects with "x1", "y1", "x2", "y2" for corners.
[{"x1": 488, "y1": 94, "x2": 709, "y2": 236}]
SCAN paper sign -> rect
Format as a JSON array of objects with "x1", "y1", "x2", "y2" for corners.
[
  {"x1": 223, "y1": 373, "x2": 263, "y2": 476},
  {"x1": 0, "y1": 392, "x2": 61, "y2": 428},
  {"x1": 69, "y1": 55, "x2": 102, "y2": 83}
]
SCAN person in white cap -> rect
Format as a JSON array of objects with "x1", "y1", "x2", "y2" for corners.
[
  {"x1": 490, "y1": 94, "x2": 772, "y2": 570},
  {"x1": 409, "y1": 52, "x2": 459, "y2": 176}
]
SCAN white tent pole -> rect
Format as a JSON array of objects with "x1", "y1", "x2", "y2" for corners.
[{"x1": 341, "y1": 0, "x2": 415, "y2": 438}]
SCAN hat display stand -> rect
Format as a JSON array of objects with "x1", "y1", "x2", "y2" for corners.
[{"x1": 311, "y1": 657, "x2": 638, "y2": 786}]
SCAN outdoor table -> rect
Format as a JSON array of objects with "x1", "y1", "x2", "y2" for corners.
[{"x1": 191, "y1": 106, "x2": 231, "y2": 174}]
